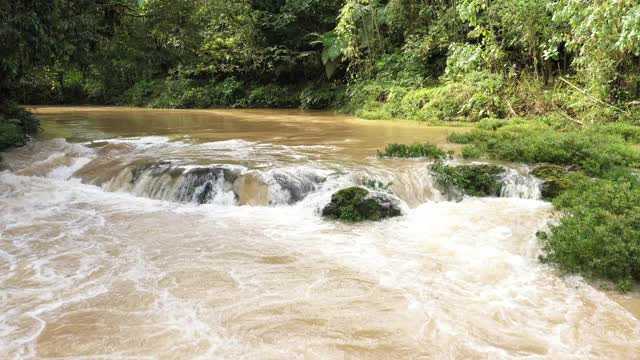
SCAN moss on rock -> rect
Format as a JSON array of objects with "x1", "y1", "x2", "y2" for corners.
[
  {"x1": 531, "y1": 164, "x2": 571, "y2": 199},
  {"x1": 321, "y1": 187, "x2": 402, "y2": 222},
  {"x1": 432, "y1": 162, "x2": 505, "y2": 197}
]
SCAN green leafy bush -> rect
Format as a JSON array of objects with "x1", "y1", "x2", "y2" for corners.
[
  {"x1": 149, "y1": 78, "x2": 197, "y2": 109},
  {"x1": 0, "y1": 104, "x2": 40, "y2": 151},
  {"x1": 377, "y1": 143, "x2": 447, "y2": 159},
  {"x1": 431, "y1": 161, "x2": 505, "y2": 197},
  {"x1": 540, "y1": 173, "x2": 640, "y2": 291},
  {"x1": 120, "y1": 80, "x2": 163, "y2": 107},
  {"x1": 340, "y1": 81, "x2": 407, "y2": 120},
  {"x1": 146, "y1": 78, "x2": 246, "y2": 109},
  {"x1": 300, "y1": 84, "x2": 341, "y2": 109},
  {"x1": 461, "y1": 145, "x2": 482, "y2": 159},
  {"x1": 0, "y1": 119, "x2": 24, "y2": 150},
  {"x1": 245, "y1": 84, "x2": 298, "y2": 108}
]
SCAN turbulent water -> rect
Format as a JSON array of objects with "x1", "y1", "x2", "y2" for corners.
[{"x1": 1, "y1": 107, "x2": 639, "y2": 359}]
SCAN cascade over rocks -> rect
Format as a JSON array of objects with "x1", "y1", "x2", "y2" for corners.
[
  {"x1": 270, "y1": 170, "x2": 326, "y2": 204},
  {"x1": 321, "y1": 187, "x2": 402, "y2": 222},
  {"x1": 105, "y1": 161, "x2": 327, "y2": 206}
]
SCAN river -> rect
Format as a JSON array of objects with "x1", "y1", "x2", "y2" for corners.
[{"x1": 1, "y1": 107, "x2": 639, "y2": 359}]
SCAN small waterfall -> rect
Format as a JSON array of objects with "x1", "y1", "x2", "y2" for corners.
[
  {"x1": 106, "y1": 163, "x2": 239, "y2": 205},
  {"x1": 500, "y1": 167, "x2": 543, "y2": 200},
  {"x1": 104, "y1": 162, "x2": 328, "y2": 206},
  {"x1": 266, "y1": 168, "x2": 328, "y2": 205}
]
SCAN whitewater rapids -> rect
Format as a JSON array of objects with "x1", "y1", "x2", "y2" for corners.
[{"x1": 0, "y1": 107, "x2": 638, "y2": 359}]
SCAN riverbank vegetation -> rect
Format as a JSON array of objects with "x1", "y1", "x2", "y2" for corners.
[
  {"x1": 381, "y1": 123, "x2": 640, "y2": 290},
  {"x1": 4, "y1": 1, "x2": 640, "y2": 120},
  {"x1": 2, "y1": 0, "x2": 640, "y2": 290}
]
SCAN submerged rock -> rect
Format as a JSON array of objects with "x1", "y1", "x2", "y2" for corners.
[
  {"x1": 271, "y1": 170, "x2": 326, "y2": 204},
  {"x1": 531, "y1": 164, "x2": 571, "y2": 199},
  {"x1": 432, "y1": 162, "x2": 506, "y2": 199},
  {"x1": 321, "y1": 187, "x2": 402, "y2": 222}
]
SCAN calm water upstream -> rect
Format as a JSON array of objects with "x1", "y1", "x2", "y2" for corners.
[{"x1": 1, "y1": 107, "x2": 639, "y2": 359}]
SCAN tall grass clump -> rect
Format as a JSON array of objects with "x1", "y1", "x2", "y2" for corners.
[{"x1": 377, "y1": 143, "x2": 447, "y2": 159}]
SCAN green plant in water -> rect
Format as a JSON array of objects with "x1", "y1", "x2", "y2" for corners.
[
  {"x1": 377, "y1": 143, "x2": 447, "y2": 159},
  {"x1": 361, "y1": 177, "x2": 393, "y2": 192},
  {"x1": 321, "y1": 187, "x2": 402, "y2": 222},
  {"x1": 431, "y1": 161, "x2": 505, "y2": 197},
  {"x1": 531, "y1": 164, "x2": 572, "y2": 199}
]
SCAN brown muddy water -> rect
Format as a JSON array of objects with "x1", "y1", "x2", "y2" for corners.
[{"x1": 0, "y1": 107, "x2": 638, "y2": 359}]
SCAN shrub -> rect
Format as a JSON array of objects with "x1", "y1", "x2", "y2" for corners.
[
  {"x1": 341, "y1": 81, "x2": 407, "y2": 120},
  {"x1": 377, "y1": 143, "x2": 447, "y2": 159},
  {"x1": 300, "y1": 84, "x2": 339, "y2": 109},
  {"x1": 149, "y1": 78, "x2": 197, "y2": 109},
  {"x1": 539, "y1": 173, "x2": 640, "y2": 291},
  {"x1": 246, "y1": 84, "x2": 298, "y2": 108},
  {"x1": 0, "y1": 119, "x2": 24, "y2": 150},
  {"x1": 445, "y1": 43, "x2": 490, "y2": 79},
  {"x1": 0, "y1": 104, "x2": 40, "y2": 151},
  {"x1": 120, "y1": 80, "x2": 163, "y2": 107},
  {"x1": 431, "y1": 161, "x2": 505, "y2": 197},
  {"x1": 5, "y1": 104, "x2": 39, "y2": 134},
  {"x1": 212, "y1": 78, "x2": 244, "y2": 106},
  {"x1": 461, "y1": 145, "x2": 482, "y2": 159}
]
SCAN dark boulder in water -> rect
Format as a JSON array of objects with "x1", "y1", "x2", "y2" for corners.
[
  {"x1": 322, "y1": 187, "x2": 402, "y2": 222},
  {"x1": 531, "y1": 164, "x2": 570, "y2": 199},
  {"x1": 271, "y1": 170, "x2": 326, "y2": 204}
]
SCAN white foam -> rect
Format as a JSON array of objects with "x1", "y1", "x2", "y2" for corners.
[{"x1": 1, "y1": 141, "x2": 639, "y2": 358}]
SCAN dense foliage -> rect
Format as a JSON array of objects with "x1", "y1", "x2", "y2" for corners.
[
  {"x1": 4, "y1": 0, "x2": 639, "y2": 118},
  {"x1": 0, "y1": 104, "x2": 40, "y2": 151},
  {"x1": 431, "y1": 162, "x2": 505, "y2": 197},
  {"x1": 1, "y1": 0, "x2": 134, "y2": 149},
  {"x1": 540, "y1": 173, "x2": 640, "y2": 291}
]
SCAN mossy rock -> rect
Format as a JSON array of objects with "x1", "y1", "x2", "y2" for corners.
[
  {"x1": 432, "y1": 162, "x2": 506, "y2": 198},
  {"x1": 321, "y1": 187, "x2": 402, "y2": 222},
  {"x1": 531, "y1": 164, "x2": 571, "y2": 199}
]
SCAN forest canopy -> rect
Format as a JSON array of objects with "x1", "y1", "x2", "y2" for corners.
[{"x1": 2, "y1": 0, "x2": 638, "y2": 118}]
